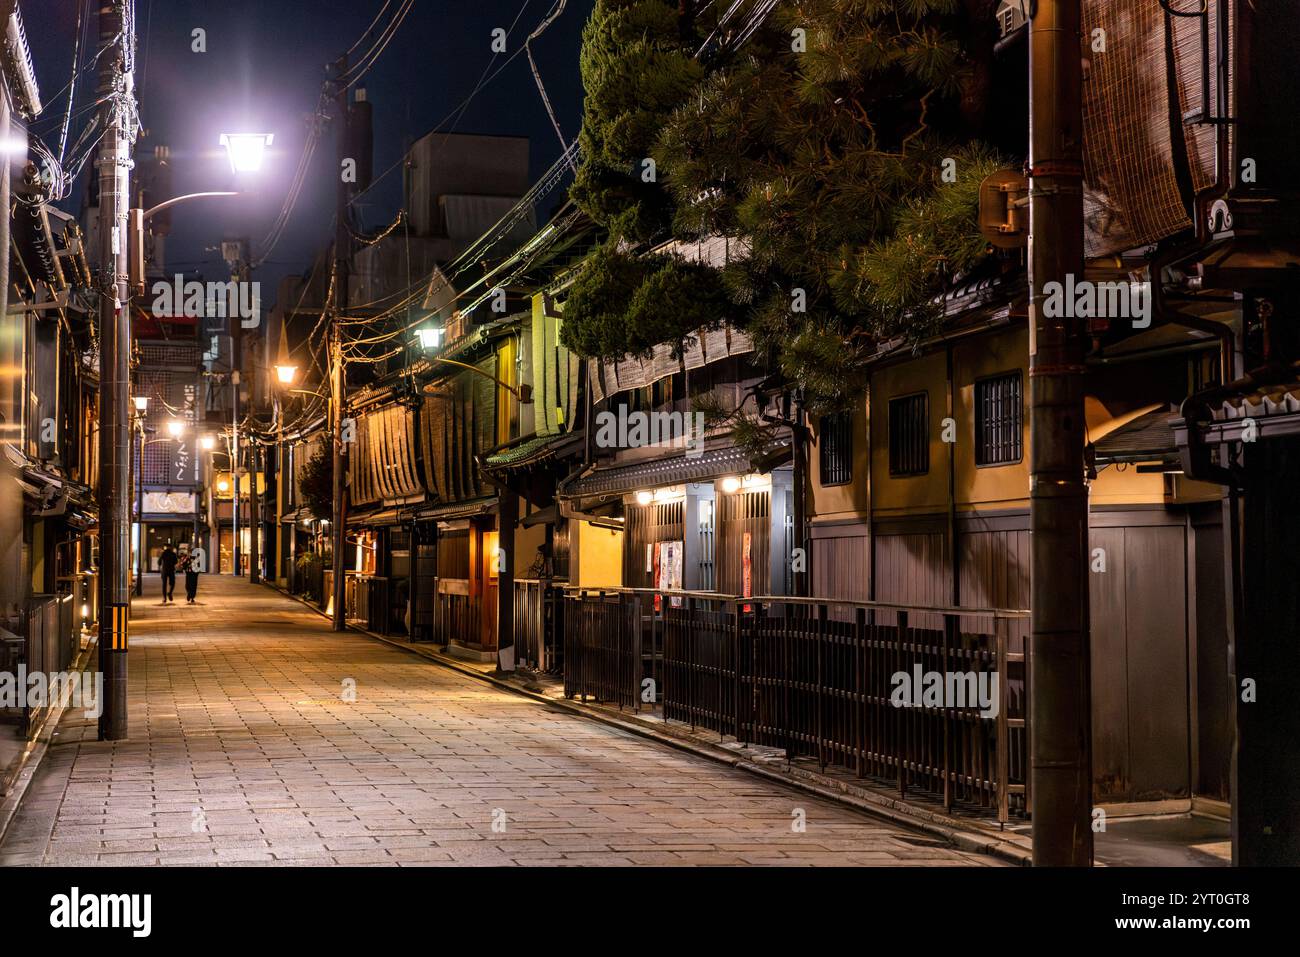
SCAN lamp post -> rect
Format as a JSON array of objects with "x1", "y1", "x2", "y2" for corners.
[
  {"x1": 132, "y1": 396, "x2": 148, "y2": 597},
  {"x1": 217, "y1": 133, "x2": 272, "y2": 584},
  {"x1": 127, "y1": 134, "x2": 273, "y2": 580},
  {"x1": 198, "y1": 433, "x2": 215, "y2": 561},
  {"x1": 268, "y1": 364, "x2": 297, "y2": 587}
]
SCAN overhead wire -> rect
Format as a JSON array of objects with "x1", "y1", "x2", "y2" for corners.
[{"x1": 524, "y1": 1, "x2": 573, "y2": 167}]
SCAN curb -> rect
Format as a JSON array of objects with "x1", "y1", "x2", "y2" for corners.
[{"x1": 261, "y1": 580, "x2": 1033, "y2": 866}]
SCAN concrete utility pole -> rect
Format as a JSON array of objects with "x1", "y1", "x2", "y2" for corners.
[
  {"x1": 329, "y1": 54, "x2": 351, "y2": 632},
  {"x1": 1027, "y1": 0, "x2": 1092, "y2": 865},
  {"x1": 230, "y1": 248, "x2": 245, "y2": 577},
  {"x1": 96, "y1": 0, "x2": 136, "y2": 741},
  {"x1": 249, "y1": 439, "x2": 261, "y2": 583}
]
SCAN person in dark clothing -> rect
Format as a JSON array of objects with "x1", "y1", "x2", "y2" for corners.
[
  {"x1": 159, "y1": 543, "x2": 178, "y2": 603},
  {"x1": 181, "y1": 549, "x2": 201, "y2": 604}
]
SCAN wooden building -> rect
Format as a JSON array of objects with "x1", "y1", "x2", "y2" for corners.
[{"x1": 806, "y1": 270, "x2": 1234, "y2": 808}]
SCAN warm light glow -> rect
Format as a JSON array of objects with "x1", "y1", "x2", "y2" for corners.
[
  {"x1": 200, "y1": 434, "x2": 216, "y2": 451},
  {"x1": 219, "y1": 132, "x2": 274, "y2": 173},
  {"x1": 132, "y1": 395, "x2": 149, "y2": 412},
  {"x1": 635, "y1": 490, "x2": 653, "y2": 506},
  {"x1": 720, "y1": 476, "x2": 741, "y2": 494},
  {"x1": 166, "y1": 419, "x2": 185, "y2": 438},
  {"x1": 275, "y1": 364, "x2": 298, "y2": 385},
  {"x1": 217, "y1": 479, "x2": 230, "y2": 493},
  {"x1": 415, "y1": 327, "x2": 443, "y2": 349}
]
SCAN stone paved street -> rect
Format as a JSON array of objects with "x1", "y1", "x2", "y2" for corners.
[{"x1": 0, "y1": 575, "x2": 999, "y2": 866}]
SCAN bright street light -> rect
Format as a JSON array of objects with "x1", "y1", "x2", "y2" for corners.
[
  {"x1": 219, "y1": 132, "x2": 274, "y2": 174},
  {"x1": 200, "y1": 434, "x2": 216, "y2": 451},
  {"x1": 415, "y1": 327, "x2": 443, "y2": 349},
  {"x1": 133, "y1": 395, "x2": 149, "y2": 412},
  {"x1": 217, "y1": 479, "x2": 230, "y2": 493},
  {"x1": 166, "y1": 419, "x2": 184, "y2": 438},
  {"x1": 275, "y1": 364, "x2": 298, "y2": 385}
]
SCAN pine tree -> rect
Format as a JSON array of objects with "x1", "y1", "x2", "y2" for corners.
[
  {"x1": 570, "y1": 0, "x2": 703, "y2": 243},
  {"x1": 565, "y1": 0, "x2": 1009, "y2": 409}
]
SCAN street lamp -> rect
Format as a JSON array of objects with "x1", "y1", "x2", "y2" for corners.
[
  {"x1": 219, "y1": 133, "x2": 274, "y2": 174},
  {"x1": 274, "y1": 364, "x2": 298, "y2": 385},
  {"x1": 133, "y1": 395, "x2": 149, "y2": 413},
  {"x1": 200, "y1": 434, "x2": 216, "y2": 451},
  {"x1": 415, "y1": 327, "x2": 443, "y2": 350},
  {"x1": 166, "y1": 419, "x2": 184, "y2": 438}
]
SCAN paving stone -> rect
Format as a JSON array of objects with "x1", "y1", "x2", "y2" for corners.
[{"x1": 0, "y1": 574, "x2": 996, "y2": 867}]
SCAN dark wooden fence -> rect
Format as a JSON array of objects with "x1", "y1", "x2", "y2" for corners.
[
  {"x1": 513, "y1": 579, "x2": 562, "y2": 673},
  {"x1": 433, "y1": 578, "x2": 479, "y2": 648},
  {"x1": 560, "y1": 587, "x2": 1029, "y2": 821}
]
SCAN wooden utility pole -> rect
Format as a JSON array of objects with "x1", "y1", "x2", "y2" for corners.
[
  {"x1": 329, "y1": 55, "x2": 351, "y2": 632},
  {"x1": 96, "y1": 0, "x2": 136, "y2": 740},
  {"x1": 1027, "y1": 0, "x2": 1092, "y2": 865}
]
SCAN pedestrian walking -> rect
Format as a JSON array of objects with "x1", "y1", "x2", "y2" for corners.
[
  {"x1": 181, "y1": 548, "x2": 202, "y2": 604},
  {"x1": 159, "y1": 541, "x2": 178, "y2": 603}
]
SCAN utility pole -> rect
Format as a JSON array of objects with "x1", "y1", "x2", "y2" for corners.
[
  {"x1": 330, "y1": 55, "x2": 351, "y2": 632},
  {"x1": 96, "y1": 0, "x2": 136, "y2": 741},
  {"x1": 227, "y1": 242, "x2": 246, "y2": 577},
  {"x1": 134, "y1": 418, "x2": 144, "y2": 596},
  {"x1": 249, "y1": 438, "x2": 261, "y2": 584},
  {"x1": 1027, "y1": 0, "x2": 1091, "y2": 865}
]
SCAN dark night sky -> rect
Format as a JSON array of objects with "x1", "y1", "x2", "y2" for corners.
[{"x1": 24, "y1": 0, "x2": 592, "y2": 307}]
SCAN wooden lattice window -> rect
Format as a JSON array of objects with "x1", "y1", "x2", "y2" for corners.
[
  {"x1": 975, "y1": 371, "x2": 1024, "y2": 467},
  {"x1": 888, "y1": 392, "x2": 930, "y2": 476},
  {"x1": 818, "y1": 412, "x2": 853, "y2": 486}
]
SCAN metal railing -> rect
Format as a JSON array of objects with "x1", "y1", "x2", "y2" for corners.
[{"x1": 560, "y1": 587, "x2": 1030, "y2": 821}]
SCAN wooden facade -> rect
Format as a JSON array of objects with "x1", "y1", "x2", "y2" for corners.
[{"x1": 806, "y1": 318, "x2": 1233, "y2": 806}]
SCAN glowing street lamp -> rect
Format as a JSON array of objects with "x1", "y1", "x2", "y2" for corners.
[
  {"x1": 219, "y1": 132, "x2": 274, "y2": 174},
  {"x1": 132, "y1": 395, "x2": 149, "y2": 412},
  {"x1": 200, "y1": 434, "x2": 216, "y2": 451},
  {"x1": 274, "y1": 364, "x2": 298, "y2": 385},
  {"x1": 166, "y1": 419, "x2": 184, "y2": 438},
  {"x1": 415, "y1": 327, "x2": 443, "y2": 349},
  {"x1": 217, "y1": 479, "x2": 230, "y2": 493}
]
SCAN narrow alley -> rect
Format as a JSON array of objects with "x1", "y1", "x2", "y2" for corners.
[{"x1": 0, "y1": 576, "x2": 997, "y2": 867}]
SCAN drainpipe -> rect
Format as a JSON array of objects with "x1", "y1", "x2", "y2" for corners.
[
  {"x1": 946, "y1": 345, "x2": 958, "y2": 606},
  {"x1": 0, "y1": 88, "x2": 17, "y2": 612}
]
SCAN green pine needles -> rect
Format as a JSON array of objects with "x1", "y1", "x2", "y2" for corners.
[{"x1": 566, "y1": 0, "x2": 1009, "y2": 410}]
